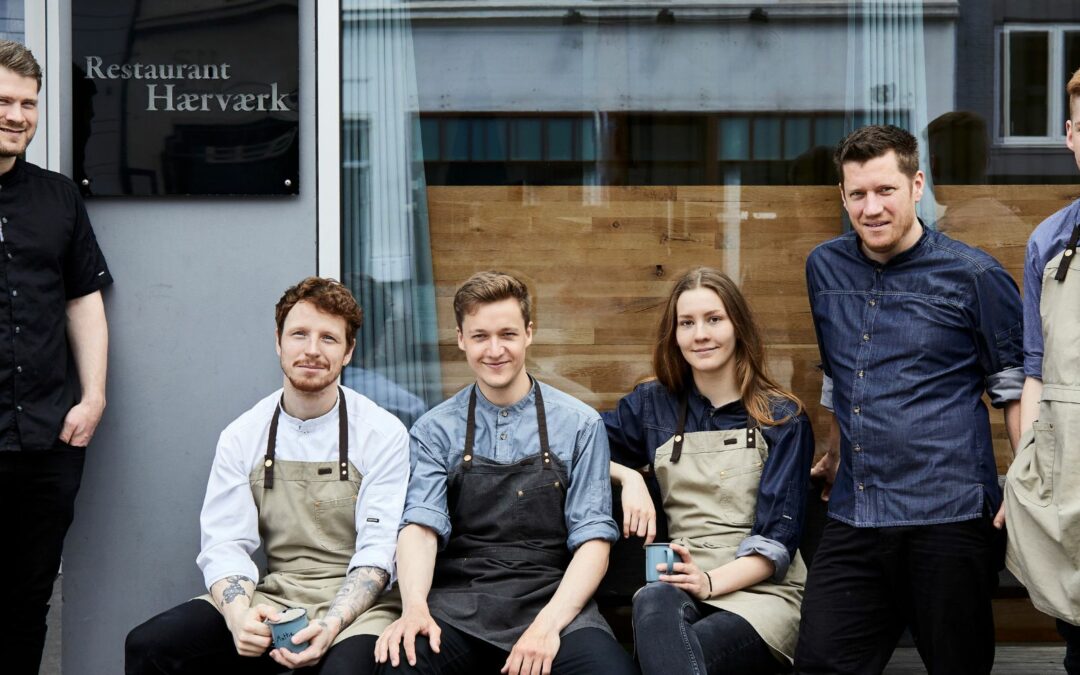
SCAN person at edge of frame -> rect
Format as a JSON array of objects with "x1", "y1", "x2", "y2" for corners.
[
  {"x1": 0, "y1": 39, "x2": 113, "y2": 675},
  {"x1": 607, "y1": 266, "x2": 814, "y2": 674},
  {"x1": 1004, "y1": 65, "x2": 1080, "y2": 675},
  {"x1": 374, "y1": 270, "x2": 638, "y2": 675},
  {"x1": 125, "y1": 277, "x2": 409, "y2": 675},
  {"x1": 794, "y1": 124, "x2": 1023, "y2": 675}
]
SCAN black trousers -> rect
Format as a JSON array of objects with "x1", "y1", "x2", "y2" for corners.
[
  {"x1": 375, "y1": 617, "x2": 637, "y2": 675},
  {"x1": 1059, "y1": 619, "x2": 1080, "y2": 675},
  {"x1": 794, "y1": 516, "x2": 1001, "y2": 675},
  {"x1": 125, "y1": 599, "x2": 378, "y2": 675},
  {"x1": 0, "y1": 446, "x2": 86, "y2": 675}
]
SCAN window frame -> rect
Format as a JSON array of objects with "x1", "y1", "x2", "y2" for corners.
[{"x1": 997, "y1": 23, "x2": 1080, "y2": 147}]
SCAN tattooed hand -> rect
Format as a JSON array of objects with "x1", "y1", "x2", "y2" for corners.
[
  {"x1": 209, "y1": 575, "x2": 273, "y2": 657},
  {"x1": 268, "y1": 566, "x2": 389, "y2": 669}
]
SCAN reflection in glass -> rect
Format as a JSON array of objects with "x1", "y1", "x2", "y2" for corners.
[
  {"x1": 719, "y1": 117, "x2": 750, "y2": 161},
  {"x1": 0, "y1": 1, "x2": 23, "y2": 42},
  {"x1": 753, "y1": 118, "x2": 781, "y2": 160},
  {"x1": 1009, "y1": 31, "x2": 1049, "y2": 137},
  {"x1": 1065, "y1": 31, "x2": 1080, "y2": 124}
]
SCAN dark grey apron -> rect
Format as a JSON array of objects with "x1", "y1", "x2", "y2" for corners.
[{"x1": 426, "y1": 383, "x2": 612, "y2": 650}]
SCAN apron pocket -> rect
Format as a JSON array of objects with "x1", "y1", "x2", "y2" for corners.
[
  {"x1": 513, "y1": 479, "x2": 566, "y2": 541},
  {"x1": 314, "y1": 496, "x2": 358, "y2": 551},
  {"x1": 717, "y1": 462, "x2": 763, "y2": 526}
]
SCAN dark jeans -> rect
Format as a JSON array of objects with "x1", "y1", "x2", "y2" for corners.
[
  {"x1": 0, "y1": 446, "x2": 86, "y2": 675},
  {"x1": 1059, "y1": 619, "x2": 1080, "y2": 675},
  {"x1": 375, "y1": 617, "x2": 637, "y2": 675},
  {"x1": 794, "y1": 516, "x2": 1000, "y2": 675},
  {"x1": 632, "y1": 582, "x2": 785, "y2": 675},
  {"x1": 125, "y1": 599, "x2": 378, "y2": 675}
]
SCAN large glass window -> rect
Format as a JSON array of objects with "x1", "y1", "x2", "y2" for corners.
[{"x1": 339, "y1": 0, "x2": 1072, "y2": 519}]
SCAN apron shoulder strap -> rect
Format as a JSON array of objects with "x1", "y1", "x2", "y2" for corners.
[
  {"x1": 337, "y1": 387, "x2": 349, "y2": 481},
  {"x1": 264, "y1": 398, "x2": 283, "y2": 489},
  {"x1": 1054, "y1": 222, "x2": 1080, "y2": 282},
  {"x1": 671, "y1": 391, "x2": 689, "y2": 464}
]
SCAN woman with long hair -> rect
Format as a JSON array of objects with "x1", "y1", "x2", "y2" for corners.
[{"x1": 607, "y1": 267, "x2": 813, "y2": 674}]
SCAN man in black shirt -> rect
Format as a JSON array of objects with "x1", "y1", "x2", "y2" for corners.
[{"x1": 0, "y1": 40, "x2": 112, "y2": 675}]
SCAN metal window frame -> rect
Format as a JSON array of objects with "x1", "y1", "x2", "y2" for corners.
[
  {"x1": 997, "y1": 23, "x2": 1080, "y2": 147},
  {"x1": 317, "y1": 0, "x2": 342, "y2": 279}
]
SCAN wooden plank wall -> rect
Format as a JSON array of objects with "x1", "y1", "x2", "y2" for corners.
[{"x1": 427, "y1": 184, "x2": 1080, "y2": 470}]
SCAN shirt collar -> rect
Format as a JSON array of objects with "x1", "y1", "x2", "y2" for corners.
[
  {"x1": 474, "y1": 377, "x2": 537, "y2": 416},
  {"x1": 0, "y1": 157, "x2": 25, "y2": 188},
  {"x1": 278, "y1": 392, "x2": 340, "y2": 432}
]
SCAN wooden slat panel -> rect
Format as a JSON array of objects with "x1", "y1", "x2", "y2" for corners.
[{"x1": 427, "y1": 184, "x2": 1069, "y2": 474}]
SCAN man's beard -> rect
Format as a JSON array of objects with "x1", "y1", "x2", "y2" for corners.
[{"x1": 282, "y1": 359, "x2": 339, "y2": 394}]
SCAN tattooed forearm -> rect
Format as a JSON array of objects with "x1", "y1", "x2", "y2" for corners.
[
  {"x1": 212, "y1": 575, "x2": 255, "y2": 609},
  {"x1": 324, "y1": 566, "x2": 389, "y2": 631}
]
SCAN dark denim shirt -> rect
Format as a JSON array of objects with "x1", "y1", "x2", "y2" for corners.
[
  {"x1": 807, "y1": 226, "x2": 1024, "y2": 527},
  {"x1": 603, "y1": 381, "x2": 814, "y2": 580}
]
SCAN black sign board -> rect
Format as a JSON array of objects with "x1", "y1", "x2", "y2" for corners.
[{"x1": 73, "y1": 0, "x2": 299, "y2": 196}]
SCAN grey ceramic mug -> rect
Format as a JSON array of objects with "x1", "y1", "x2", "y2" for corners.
[
  {"x1": 265, "y1": 607, "x2": 310, "y2": 654},
  {"x1": 645, "y1": 543, "x2": 676, "y2": 582}
]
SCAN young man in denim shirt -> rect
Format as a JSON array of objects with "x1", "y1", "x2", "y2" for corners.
[
  {"x1": 1005, "y1": 67, "x2": 1080, "y2": 675},
  {"x1": 795, "y1": 125, "x2": 1023, "y2": 674},
  {"x1": 375, "y1": 271, "x2": 636, "y2": 675}
]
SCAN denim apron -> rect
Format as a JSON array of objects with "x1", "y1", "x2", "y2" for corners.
[
  {"x1": 199, "y1": 389, "x2": 401, "y2": 641},
  {"x1": 651, "y1": 394, "x2": 805, "y2": 663},
  {"x1": 1005, "y1": 223, "x2": 1080, "y2": 624},
  {"x1": 425, "y1": 383, "x2": 612, "y2": 650}
]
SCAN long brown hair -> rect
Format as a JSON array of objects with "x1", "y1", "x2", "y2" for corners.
[{"x1": 652, "y1": 267, "x2": 803, "y2": 426}]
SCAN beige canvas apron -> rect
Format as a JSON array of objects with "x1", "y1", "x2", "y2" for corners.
[
  {"x1": 1005, "y1": 226, "x2": 1080, "y2": 624},
  {"x1": 199, "y1": 394, "x2": 401, "y2": 643},
  {"x1": 653, "y1": 409, "x2": 806, "y2": 663}
]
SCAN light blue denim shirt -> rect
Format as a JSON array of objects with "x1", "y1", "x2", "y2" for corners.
[{"x1": 401, "y1": 379, "x2": 619, "y2": 552}]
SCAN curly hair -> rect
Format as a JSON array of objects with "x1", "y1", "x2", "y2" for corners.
[{"x1": 275, "y1": 277, "x2": 363, "y2": 347}]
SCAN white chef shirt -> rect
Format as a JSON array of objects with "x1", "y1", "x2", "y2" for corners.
[{"x1": 197, "y1": 386, "x2": 410, "y2": 590}]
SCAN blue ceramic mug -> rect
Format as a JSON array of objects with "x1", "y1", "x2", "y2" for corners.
[
  {"x1": 645, "y1": 543, "x2": 676, "y2": 582},
  {"x1": 266, "y1": 607, "x2": 310, "y2": 654}
]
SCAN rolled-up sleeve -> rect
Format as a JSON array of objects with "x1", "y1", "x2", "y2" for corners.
[
  {"x1": 739, "y1": 408, "x2": 814, "y2": 581},
  {"x1": 1022, "y1": 236, "x2": 1045, "y2": 379},
  {"x1": 400, "y1": 424, "x2": 453, "y2": 548},
  {"x1": 566, "y1": 417, "x2": 620, "y2": 551},
  {"x1": 350, "y1": 423, "x2": 410, "y2": 578},
  {"x1": 197, "y1": 429, "x2": 262, "y2": 590},
  {"x1": 971, "y1": 265, "x2": 1024, "y2": 407}
]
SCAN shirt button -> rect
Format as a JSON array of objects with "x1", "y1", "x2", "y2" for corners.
[
  {"x1": 869, "y1": 299, "x2": 877, "y2": 306},
  {"x1": 15, "y1": 366, "x2": 20, "y2": 373},
  {"x1": 853, "y1": 405, "x2": 861, "y2": 414},
  {"x1": 853, "y1": 444, "x2": 862, "y2": 452},
  {"x1": 858, "y1": 370, "x2": 865, "y2": 377},
  {"x1": 858, "y1": 483, "x2": 865, "y2": 491},
  {"x1": 15, "y1": 405, "x2": 21, "y2": 412},
  {"x1": 499, "y1": 433, "x2": 507, "y2": 440},
  {"x1": 500, "y1": 410, "x2": 508, "y2": 417},
  {"x1": 13, "y1": 326, "x2": 19, "y2": 334},
  {"x1": 2, "y1": 217, "x2": 7, "y2": 224},
  {"x1": 10, "y1": 289, "x2": 16, "y2": 297},
  {"x1": 862, "y1": 333, "x2": 870, "y2": 341}
]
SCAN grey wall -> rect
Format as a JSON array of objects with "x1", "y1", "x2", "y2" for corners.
[{"x1": 58, "y1": 3, "x2": 318, "y2": 673}]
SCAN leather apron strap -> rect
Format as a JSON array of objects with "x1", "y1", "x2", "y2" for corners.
[
  {"x1": 1054, "y1": 222, "x2": 1080, "y2": 282},
  {"x1": 263, "y1": 387, "x2": 349, "y2": 489},
  {"x1": 462, "y1": 378, "x2": 552, "y2": 470},
  {"x1": 670, "y1": 392, "x2": 758, "y2": 463}
]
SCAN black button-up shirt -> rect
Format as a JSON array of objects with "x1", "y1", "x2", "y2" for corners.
[{"x1": 0, "y1": 158, "x2": 112, "y2": 451}]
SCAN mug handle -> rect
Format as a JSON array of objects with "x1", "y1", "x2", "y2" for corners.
[{"x1": 664, "y1": 547, "x2": 675, "y2": 575}]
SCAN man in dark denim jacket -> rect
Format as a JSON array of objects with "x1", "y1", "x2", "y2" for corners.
[{"x1": 794, "y1": 125, "x2": 1023, "y2": 675}]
